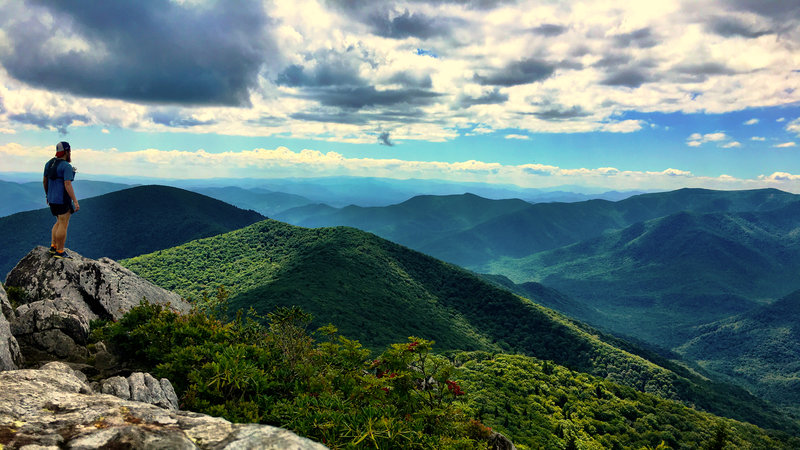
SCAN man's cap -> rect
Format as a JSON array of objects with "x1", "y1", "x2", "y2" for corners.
[{"x1": 55, "y1": 141, "x2": 71, "y2": 157}]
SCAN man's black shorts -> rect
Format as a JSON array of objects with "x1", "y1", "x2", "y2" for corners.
[{"x1": 49, "y1": 203, "x2": 74, "y2": 216}]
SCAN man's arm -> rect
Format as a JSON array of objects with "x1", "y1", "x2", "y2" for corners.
[
  {"x1": 64, "y1": 180, "x2": 80, "y2": 212},
  {"x1": 43, "y1": 177, "x2": 49, "y2": 203}
]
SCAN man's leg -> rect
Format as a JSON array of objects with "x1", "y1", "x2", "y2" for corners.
[
  {"x1": 51, "y1": 220, "x2": 58, "y2": 248},
  {"x1": 54, "y1": 213, "x2": 71, "y2": 252}
]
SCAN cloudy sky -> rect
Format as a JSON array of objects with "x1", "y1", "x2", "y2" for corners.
[{"x1": 0, "y1": 0, "x2": 799, "y2": 192}]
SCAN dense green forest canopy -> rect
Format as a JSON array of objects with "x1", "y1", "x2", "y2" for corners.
[
  {"x1": 92, "y1": 301, "x2": 800, "y2": 449},
  {"x1": 122, "y1": 218, "x2": 798, "y2": 434}
]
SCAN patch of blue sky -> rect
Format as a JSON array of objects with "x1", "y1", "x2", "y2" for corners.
[{"x1": 415, "y1": 48, "x2": 438, "y2": 58}]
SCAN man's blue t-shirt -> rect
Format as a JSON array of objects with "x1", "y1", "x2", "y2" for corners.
[{"x1": 43, "y1": 159, "x2": 75, "y2": 205}]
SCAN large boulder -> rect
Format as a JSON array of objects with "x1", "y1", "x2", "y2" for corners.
[
  {"x1": 0, "y1": 284, "x2": 22, "y2": 371},
  {"x1": 4, "y1": 247, "x2": 191, "y2": 364},
  {"x1": 11, "y1": 298, "x2": 90, "y2": 363},
  {"x1": 0, "y1": 366, "x2": 327, "y2": 449},
  {"x1": 101, "y1": 372, "x2": 180, "y2": 410},
  {"x1": 5, "y1": 246, "x2": 190, "y2": 321}
]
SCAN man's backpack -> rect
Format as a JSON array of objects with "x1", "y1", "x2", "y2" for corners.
[{"x1": 46, "y1": 158, "x2": 64, "y2": 180}]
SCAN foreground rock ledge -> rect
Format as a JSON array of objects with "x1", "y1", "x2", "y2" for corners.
[{"x1": 0, "y1": 369, "x2": 327, "y2": 449}]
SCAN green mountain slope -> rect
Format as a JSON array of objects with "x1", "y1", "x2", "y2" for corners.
[
  {"x1": 677, "y1": 289, "x2": 800, "y2": 417},
  {"x1": 431, "y1": 188, "x2": 798, "y2": 268},
  {"x1": 479, "y1": 273, "x2": 601, "y2": 321},
  {"x1": 122, "y1": 219, "x2": 797, "y2": 433},
  {"x1": 271, "y1": 188, "x2": 798, "y2": 271},
  {"x1": 274, "y1": 193, "x2": 532, "y2": 249},
  {"x1": 490, "y1": 204, "x2": 800, "y2": 346},
  {"x1": 0, "y1": 185, "x2": 265, "y2": 277}
]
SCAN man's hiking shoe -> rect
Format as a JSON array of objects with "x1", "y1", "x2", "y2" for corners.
[
  {"x1": 49, "y1": 245, "x2": 57, "y2": 254},
  {"x1": 53, "y1": 251, "x2": 70, "y2": 259}
]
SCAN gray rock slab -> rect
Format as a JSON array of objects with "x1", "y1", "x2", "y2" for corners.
[
  {"x1": 5, "y1": 246, "x2": 190, "y2": 322},
  {"x1": 100, "y1": 375, "x2": 131, "y2": 400},
  {"x1": 0, "y1": 369, "x2": 327, "y2": 449}
]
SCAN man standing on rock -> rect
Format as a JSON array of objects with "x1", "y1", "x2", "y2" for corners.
[{"x1": 43, "y1": 141, "x2": 80, "y2": 259}]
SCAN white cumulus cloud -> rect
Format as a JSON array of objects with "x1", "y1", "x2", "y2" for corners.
[{"x1": 787, "y1": 118, "x2": 800, "y2": 135}]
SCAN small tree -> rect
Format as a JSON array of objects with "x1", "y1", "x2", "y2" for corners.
[{"x1": 705, "y1": 423, "x2": 728, "y2": 450}]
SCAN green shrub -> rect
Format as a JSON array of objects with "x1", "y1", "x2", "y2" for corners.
[
  {"x1": 4, "y1": 284, "x2": 29, "y2": 309},
  {"x1": 91, "y1": 301, "x2": 482, "y2": 449}
]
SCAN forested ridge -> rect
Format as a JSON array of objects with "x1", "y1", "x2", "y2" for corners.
[{"x1": 122, "y1": 218, "x2": 799, "y2": 436}]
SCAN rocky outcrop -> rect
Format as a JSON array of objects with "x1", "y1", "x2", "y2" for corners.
[
  {"x1": 101, "y1": 372, "x2": 180, "y2": 410},
  {"x1": 0, "y1": 249, "x2": 332, "y2": 448},
  {"x1": 3, "y1": 247, "x2": 191, "y2": 365},
  {"x1": 5, "y1": 246, "x2": 190, "y2": 321},
  {"x1": 0, "y1": 366, "x2": 327, "y2": 449},
  {"x1": 0, "y1": 284, "x2": 22, "y2": 370}
]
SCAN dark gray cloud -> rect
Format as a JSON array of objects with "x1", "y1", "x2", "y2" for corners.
[
  {"x1": 457, "y1": 88, "x2": 508, "y2": 107},
  {"x1": 378, "y1": 131, "x2": 395, "y2": 146},
  {"x1": 291, "y1": 109, "x2": 427, "y2": 125},
  {"x1": 724, "y1": 0, "x2": 800, "y2": 20},
  {"x1": 276, "y1": 53, "x2": 442, "y2": 110},
  {"x1": 276, "y1": 63, "x2": 363, "y2": 88},
  {"x1": 529, "y1": 24, "x2": 568, "y2": 36},
  {"x1": 529, "y1": 105, "x2": 590, "y2": 121},
  {"x1": 671, "y1": 62, "x2": 737, "y2": 82},
  {"x1": 149, "y1": 111, "x2": 216, "y2": 128},
  {"x1": 386, "y1": 71, "x2": 433, "y2": 88},
  {"x1": 612, "y1": 28, "x2": 658, "y2": 48},
  {"x1": 308, "y1": 86, "x2": 443, "y2": 109},
  {"x1": 593, "y1": 53, "x2": 632, "y2": 69},
  {"x1": 9, "y1": 112, "x2": 89, "y2": 135},
  {"x1": 570, "y1": 45, "x2": 592, "y2": 57},
  {"x1": 601, "y1": 69, "x2": 650, "y2": 88},
  {"x1": 328, "y1": 0, "x2": 516, "y2": 12},
  {"x1": 473, "y1": 58, "x2": 556, "y2": 86},
  {"x1": 2, "y1": 0, "x2": 272, "y2": 106},
  {"x1": 707, "y1": 16, "x2": 773, "y2": 38},
  {"x1": 557, "y1": 59, "x2": 584, "y2": 70},
  {"x1": 292, "y1": 111, "x2": 371, "y2": 125},
  {"x1": 367, "y1": 9, "x2": 452, "y2": 39}
]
